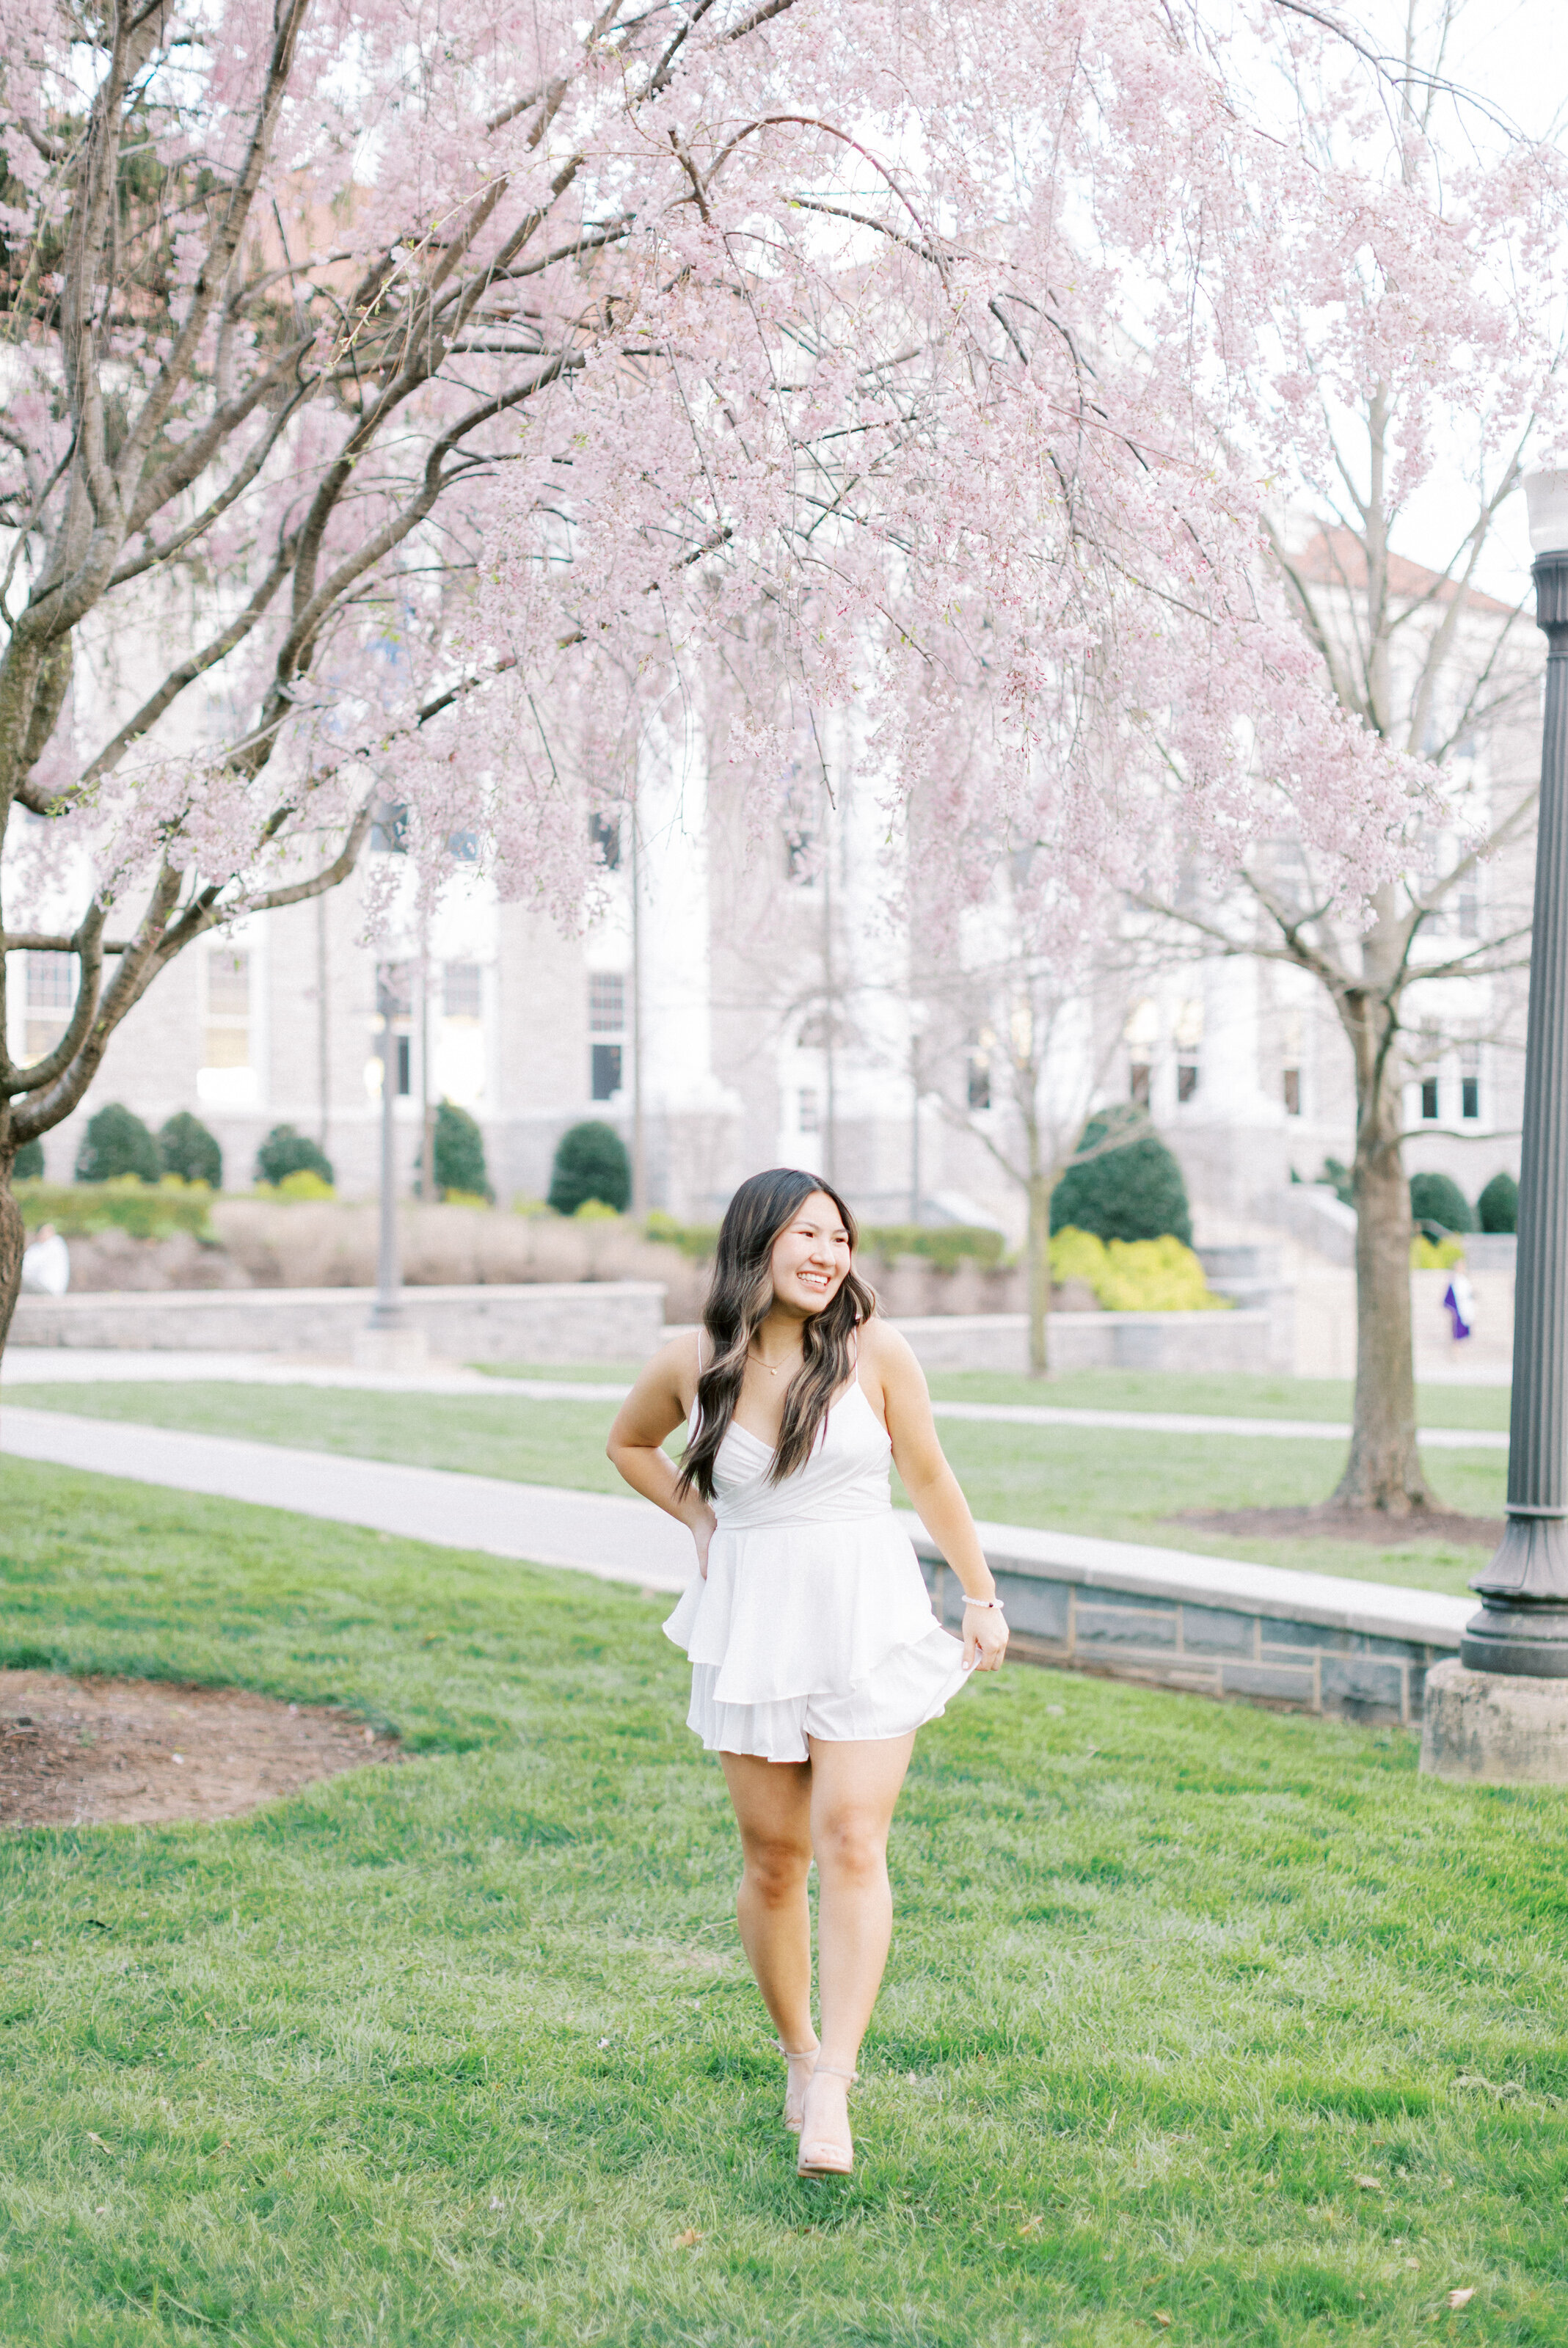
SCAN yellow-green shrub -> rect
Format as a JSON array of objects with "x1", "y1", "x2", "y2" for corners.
[
  {"x1": 13, "y1": 1177, "x2": 214, "y2": 1241},
  {"x1": 1411, "y1": 1233, "x2": 1465, "y2": 1270},
  {"x1": 1049, "y1": 1225, "x2": 1228, "y2": 1311}
]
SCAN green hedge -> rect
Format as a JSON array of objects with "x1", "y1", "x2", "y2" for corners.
[
  {"x1": 1477, "y1": 1171, "x2": 1518, "y2": 1234},
  {"x1": 859, "y1": 1224, "x2": 1007, "y2": 1273},
  {"x1": 550, "y1": 1121, "x2": 631, "y2": 1216},
  {"x1": 1409, "y1": 1170, "x2": 1473, "y2": 1236},
  {"x1": 1050, "y1": 1120, "x2": 1193, "y2": 1247},
  {"x1": 641, "y1": 1211, "x2": 1007, "y2": 1272},
  {"x1": 14, "y1": 1178, "x2": 215, "y2": 1241}
]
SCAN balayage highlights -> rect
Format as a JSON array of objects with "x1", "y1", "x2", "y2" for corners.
[{"x1": 677, "y1": 1169, "x2": 877, "y2": 1502}]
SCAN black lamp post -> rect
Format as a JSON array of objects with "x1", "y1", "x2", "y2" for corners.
[
  {"x1": 1461, "y1": 470, "x2": 1568, "y2": 1676},
  {"x1": 366, "y1": 960, "x2": 407, "y2": 1345}
]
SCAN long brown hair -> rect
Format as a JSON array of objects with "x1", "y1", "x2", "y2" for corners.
[{"x1": 677, "y1": 1167, "x2": 877, "y2": 1501}]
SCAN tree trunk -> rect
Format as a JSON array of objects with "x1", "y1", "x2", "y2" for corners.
[
  {"x1": 0, "y1": 1145, "x2": 23, "y2": 1366},
  {"x1": 1027, "y1": 1167, "x2": 1052, "y2": 1377},
  {"x1": 1332, "y1": 964, "x2": 1429, "y2": 1512}
]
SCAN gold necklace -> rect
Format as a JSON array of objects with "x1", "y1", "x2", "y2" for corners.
[{"x1": 750, "y1": 1345, "x2": 798, "y2": 1378}]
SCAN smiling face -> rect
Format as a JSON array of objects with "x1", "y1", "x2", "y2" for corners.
[{"x1": 767, "y1": 1189, "x2": 853, "y2": 1319}]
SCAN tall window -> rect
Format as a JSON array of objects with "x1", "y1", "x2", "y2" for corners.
[
  {"x1": 783, "y1": 828, "x2": 816, "y2": 884},
  {"x1": 590, "y1": 813, "x2": 622, "y2": 872},
  {"x1": 1173, "y1": 998, "x2": 1203, "y2": 1105},
  {"x1": 798, "y1": 1086, "x2": 820, "y2": 1134},
  {"x1": 1421, "y1": 1076, "x2": 1440, "y2": 1121},
  {"x1": 1125, "y1": 998, "x2": 1157, "y2": 1109},
  {"x1": 1282, "y1": 1010, "x2": 1302, "y2": 1118},
  {"x1": 23, "y1": 950, "x2": 76, "y2": 1062},
  {"x1": 1461, "y1": 1044, "x2": 1481, "y2": 1122},
  {"x1": 589, "y1": 972, "x2": 626, "y2": 1101},
  {"x1": 204, "y1": 950, "x2": 251, "y2": 1069}
]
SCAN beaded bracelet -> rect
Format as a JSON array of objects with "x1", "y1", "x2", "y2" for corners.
[{"x1": 962, "y1": 1594, "x2": 1004, "y2": 1610}]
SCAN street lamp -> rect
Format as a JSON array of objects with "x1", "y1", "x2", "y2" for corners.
[
  {"x1": 354, "y1": 960, "x2": 427, "y2": 1372},
  {"x1": 1422, "y1": 468, "x2": 1568, "y2": 1778}
]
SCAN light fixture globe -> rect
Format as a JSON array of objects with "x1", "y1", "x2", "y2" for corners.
[{"x1": 1524, "y1": 467, "x2": 1568, "y2": 556}]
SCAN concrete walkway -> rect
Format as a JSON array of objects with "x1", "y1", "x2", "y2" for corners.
[
  {"x1": 1, "y1": 1406, "x2": 696, "y2": 1592},
  {"x1": 0, "y1": 1348, "x2": 1509, "y2": 1451}
]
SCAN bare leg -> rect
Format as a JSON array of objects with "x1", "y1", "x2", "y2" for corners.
[
  {"x1": 798, "y1": 1732, "x2": 916, "y2": 2163},
  {"x1": 719, "y1": 1751, "x2": 816, "y2": 2062}
]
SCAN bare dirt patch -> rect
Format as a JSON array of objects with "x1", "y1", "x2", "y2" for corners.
[
  {"x1": 1170, "y1": 1505, "x2": 1503, "y2": 1548},
  {"x1": 0, "y1": 1670, "x2": 398, "y2": 1828}
]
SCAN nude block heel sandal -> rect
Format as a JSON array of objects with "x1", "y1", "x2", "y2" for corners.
[
  {"x1": 778, "y1": 2038, "x2": 820, "y2": 2134},
  {"x1": 795, "y1": 2063, "x2": 858, "y2": 2177}
]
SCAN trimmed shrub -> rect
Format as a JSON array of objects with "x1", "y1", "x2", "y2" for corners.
[
  {"x1": 13, "y1": 1138, "x2": 44, "y2": 1181},
  {"x1": 1049, "y1": 1120, "x2": 1193, "y2": 1247},
  {"x1": 158, "y1": 1110, "x2": 222, "y2": 1189},
  {"x1": 1409, "y1": 1170, "x2": 1473, "y2": 1236},
  {"x1": 255, "y1": 1124, "x2": 335, "y2": 1189},
  {"x1": 1050, "y1": 1225, "x2": 1227, "y2": 1311},
  {"x1": 549, "y1": 1120, "x2": 631, "y2": 1216},
  {"x1": 1412, "y1": 1233, "x2": 1466, "y2": 1270},
  {"x1": 429, "y1": 1100, "x2": 490, "y2": 1200},
  {"x1": 75, "y1": 1102, "x2": 161, "y2": 1184},
  {"x1": 276, "y1": 1168, "x2": 335, "y2": 1201},
  {"x1": 1477, "y1": 1171, "x2": 1519, "y2": 1234}
]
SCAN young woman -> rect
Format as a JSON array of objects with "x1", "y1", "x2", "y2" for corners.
[{"x1": 607, "y1": 1166, "x2": 1007, "y2": 2177}]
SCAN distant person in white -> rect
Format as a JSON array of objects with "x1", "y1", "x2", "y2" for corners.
[
  {"x1": 20, "y1": 1222, "x2": 70, "y2": 1297},
  {"x1": 608, "y1": 1167, "x2": 1006, "y2": 2179}
]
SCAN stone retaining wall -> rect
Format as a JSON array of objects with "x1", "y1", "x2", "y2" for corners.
[
  {"x1": 8, "y1": 1280, "x2": 668, "y2": 1363},
  {"x1": 892, "y1": 1308, "x2": 1283, "y2": 1374},
  {"x1": 913, "y1": 1520, "x2": 1471, "y2": 1727}
]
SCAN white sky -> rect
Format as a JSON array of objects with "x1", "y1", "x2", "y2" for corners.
[{"x1": 1346, "y1": 1, "x2": 1568, "y2": 598}]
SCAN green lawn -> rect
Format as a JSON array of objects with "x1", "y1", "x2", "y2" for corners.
[
  {"x1": 1, "y1": 1459, "x2": 1566, "y2": 2344},
  {"x1": 6, "y1": 1380, "x2": 1506, "y2": 1597},
  {"x1": 480, "y1": 1361, "x2": 1514, "y2": 1434}
]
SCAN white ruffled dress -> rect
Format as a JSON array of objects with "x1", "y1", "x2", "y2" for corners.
[{"x1": 663, "y1": 1379, "x2": 972, "y2": 1762}]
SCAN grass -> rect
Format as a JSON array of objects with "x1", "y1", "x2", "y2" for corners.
[
  {"x1": 478, "y1": 1363, "x2": 1514, "y2": 1434},
  {"x1": 3, "y1": 1456, "x2": 1568, "y2": 2344},
  {"x1": 6, "y1": 1379, "x2": 1507, "y2": 1597}
]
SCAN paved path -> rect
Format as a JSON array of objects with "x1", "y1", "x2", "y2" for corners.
[
  {"x1": 1, "y1": 1348, "x2": 1509, "y2": 1450},
  {"x1": 0, "y1": 1404, "x2": 1473, "y2": 1653},
  {"x1": 1, "y1": 1407, "x2": 696, "y2": 1592}
]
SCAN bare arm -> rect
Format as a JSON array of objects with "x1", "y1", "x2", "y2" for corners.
[
  {"x1": 606, "y1": 1333, "x2": 717, "y2": 1577},
  {"x1": 863, "y1": 1322, "x2": 1007, "y2": 1671}
]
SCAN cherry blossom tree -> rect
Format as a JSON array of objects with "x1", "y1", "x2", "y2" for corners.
[
  {"x1": 1131, "y1": 0, "x2": 1567, "y2": 1513},
  {"x1": 0, "y1": 0, "x2": 1425, "y2": 1349}
]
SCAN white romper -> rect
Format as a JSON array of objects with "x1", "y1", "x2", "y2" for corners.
[{"x1": 663, "y1": 1363, "x2": 973, "y2": 1763}]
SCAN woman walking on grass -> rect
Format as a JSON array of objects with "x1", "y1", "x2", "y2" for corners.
[{"x1": 607, "y1": 1167, "x2": 1007, "y2": 2177}]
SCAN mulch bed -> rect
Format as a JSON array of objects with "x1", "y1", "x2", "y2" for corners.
[
  {"x1": 0, "y1": 1670, "x2": 398, "y2": 1829},
  {"x1": 1170, "y1": 1506, "x2": 1504, "y2": 1548}
]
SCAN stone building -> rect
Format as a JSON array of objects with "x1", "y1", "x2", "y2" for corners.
[{"x1": 5, "y1": 539, "x2": 1536, "y2": 1236}]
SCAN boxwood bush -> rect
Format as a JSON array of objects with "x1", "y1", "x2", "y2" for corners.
[
  {"x1": 1477, "y1": 1170, "x2": 1519, "y2": 1234},
  {"x1": 1049, "y1": 1119, "x2": 1193, "y2": 1247},
  {"x1": 1409, "y1": 1170, "x2": 1473, "y2": 1236},
  {"x1": 74, "y1": 1102, "x2": 161, "y2": 1184},
  {"x1": 549, "y1": 1121, "x2": 631, "y2": 1216},
  {"x1": 158, "y1": 1109, "x2": 222, "y2": 1189},
  {"x1": 255, "y1": 1125, "x2": 335, "y2": 1189}
]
